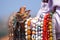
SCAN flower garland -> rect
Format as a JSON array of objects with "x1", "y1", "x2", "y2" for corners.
[
  {"x1": 25, "y1": 12, "x2": 56, "y2": 40},
  {"x1": 43, "y1": 13, "x2": 53, "y2": 40},
  {"x1": 25, "y1": 17, "x2": 43, "y2": 40},
  {"x1": 25, "y1": 17, "x2": 32, "y2": 40}
]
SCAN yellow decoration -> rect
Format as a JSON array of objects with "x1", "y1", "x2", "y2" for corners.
[
  {"x1": 49, "y1": 33, "x2": 53, "y2": 36},
  {"x1": 27, "y1": 35, "x2": 31, "y2": 40},
  {"x1": 27, "y1": 20, "x2": 31, "y2": 26},
  {"x1": 49, "y1": 29, "x2": 52, "y2": 32},
  {"x1": 49, "y1": 37, "x2": 53, "y2": 40},
  {"x1": 48, "y1": 25, "x2": 52, "y2": 29},
  {"x1": 48, "y1": 22, "x2": 52, "y2": 25},
  {"x1": 32, "y1": 31, "x2": 36, "y2": 34},
  {"x1": 27, "y1": 29, "x2": 31, "y2": 35}
]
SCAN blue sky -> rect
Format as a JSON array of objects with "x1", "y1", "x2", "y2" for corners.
[{"x1": 0, "y1": 0, "x2": 41, "y2": 20}]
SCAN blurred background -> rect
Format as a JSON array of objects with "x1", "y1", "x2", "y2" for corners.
[{"x1": 0, "y1": 0, "x2": 41, "y2": 38}]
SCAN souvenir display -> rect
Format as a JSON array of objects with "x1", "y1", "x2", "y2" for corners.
[
  {"x1": 8, "y1": 0, "x2": 57, "y2": 39},
  {"x1": 8, "y1": 11, "x2": 56, "y2": 40}
]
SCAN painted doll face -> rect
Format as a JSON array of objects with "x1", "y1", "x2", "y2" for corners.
[{"x1": 53, "y1": 0, "x2": 60, "y2": 6}]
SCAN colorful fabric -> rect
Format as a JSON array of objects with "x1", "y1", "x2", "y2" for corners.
[{"x1": 52, "y1": 9, "x2": 60, "y2": 40}]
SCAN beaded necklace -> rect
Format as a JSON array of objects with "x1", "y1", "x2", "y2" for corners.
[
  {"x1": 25, "y1": 18, "x2": 32, "y2": 40},
  {"x1": 43, "y1": 12, "x2": 54, "y2": 40},
  {"x1": 25, "y1": 17, "x2": 43, "y2": 40}
]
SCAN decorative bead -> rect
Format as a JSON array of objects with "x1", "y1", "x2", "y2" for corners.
[
  {"x1": 25, "y1": 32, "x2": 27, "y2": 35},
  {"x1": 27, "y1": 20, "x2": 31, "y2": 26},
  {"x1": 32, "y1": 28, "x2": 36, "y2": 30},
  {"x1": 25, "y1": 25, "x2": 27, "y2": 28},
  {"x1": 27, "y1": 35, "x2": 31, "y2": 40},
  {"x1": 32, "y1": 31, "x2": 36, "y2": 34},
  {"x1": 48, "y1": 25, "x2": 52, "y2": 29},
  {"x1": 27, "y1": 29, "x2": 31, "y2": 35},
  {"x1": 25, "y1": 29, "x2": 27, "y2": 31}
]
